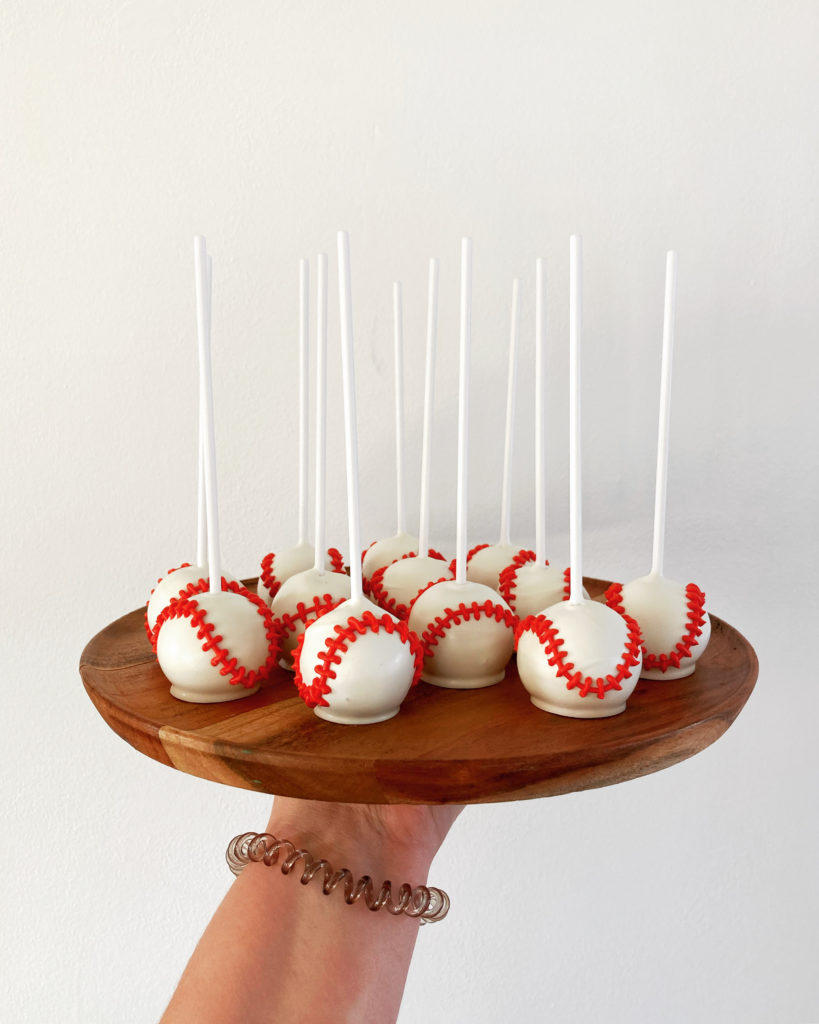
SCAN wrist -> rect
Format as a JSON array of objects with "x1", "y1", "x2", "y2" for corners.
[{"x1": 264, "y1": 799, "x2": 441, "y2": 882}]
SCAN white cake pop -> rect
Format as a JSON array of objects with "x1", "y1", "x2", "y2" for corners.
[
  {"x1": 370, "y1": 551, "x2": 452, "y2": 620},
  {"x1": 497, "y1": 262, "x2": 586, "y2": 618},
  {"x1": 499, "y1": 553, "x2": 589, "y2": 618},
  {"x1": 258, "y1": 259, "x2": 347, "y2": 606},
  {"x1": 408, "y1": 578, "x2": 516, "y2": 688},
  {"x1": 146, "y1": 565, "x2": 237, "y2": 648},
  {"x1": 294, "y1": 232, "x2": 420, "y2": 724},
  {"x1": 145, "y1": 248, "x2": 237, "y2": 644},
  {"x1": 466, "y1": 280, "x2": 524, "y2": 593},
  {"x1": 258, "y1": 544, "x2": 344, "y2": 605},
  {"x1": 604, "y1": 253, "x2": 710, "y2": 680},
  {"x1": 270, "y1": 252, "x2": 354, "y2": 670},
  {"x1": 515, "y1": 599, "x2": 642, "y2": 717},
  {"x1": 361, "y1": 281, "x2": 419, "y2": 594},
  {"x1": 154, "y1": 237, "x2": 279, "y2": 704},
  {"x1": 361, "y1": 532, "x2": 418, "y2": 593},
  {"x1": 368, "y1": 260, "x2": 454, "y2": 619},
  {"x1": 499, "y1": 552, "x2": 569, "y2": 616},
  {"x1": 407, "y1": 240, "x2": 517, "y2": 689},
  {"x1": 271, "y1": 566, "x2": 352, "y2": 669},
  {"x1": 606, "y1": 575, "x2": 709, "y2": 679},
  {"x1": 146, "y1": 564, "x2": 200, "y2": 640},
  {"x1": 156, "y1": 580, "x2": 280, "y2": 703},
  {"x1": 294, "y1": 594, "x2": 422, "y2": 724},
  {"x1": 464, "y1": 542, "x2": 519, "y2": 591},
  {"x1": 516, "y1": 237, "x2": 642, "y2": 718}
]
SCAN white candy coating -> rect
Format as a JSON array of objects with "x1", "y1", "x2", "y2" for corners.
[
  {"x1": 502, "y1": 562, "x2": 589, "y2": 618},
  {"x1": 296, "y1": 596, "x2": 417, "y2": 725},
  {"x1": 146, "y1": 565, "x2": 237, "y2": 633},
  {"x1": 373, "y1": 555, "x2": 453, "y2": 618},
  {"x1": 270, "y1": 567, "x2": 352, "y2": 670},
  {"x1": 258, "y1": 542, "x2": 316, "y2": 605},
  {"x1": 156, "y1": 589, "x2": 275, "y2": 703},
  {"x1": 361, "y1": 531, "x2": 418, "y2": 588},
  {"x1": 465, "y1": 542, "x2": 519, "y2": 591},
  {"x1": 611, "y1": 573, "x2": 711, "y2": 680},
  {"x1": 407, "y1": 579, "x2": 515, "y2": 689},
  {"x1": 516, "y1": 599, "x2": 642, "y2": 718}
]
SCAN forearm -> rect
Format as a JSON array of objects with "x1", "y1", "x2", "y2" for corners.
[{"x1": 161, "y1": 800, "x2": 448, "y2": 1024}]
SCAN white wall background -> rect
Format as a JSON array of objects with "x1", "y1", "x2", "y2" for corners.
[{"x1": 2, "y1": 1, "x2": 818, "y2": 1020}]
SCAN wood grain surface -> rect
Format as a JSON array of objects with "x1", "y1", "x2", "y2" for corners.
[{"x1": 79, "y1": 578, "x2": 758, "y2": 804}]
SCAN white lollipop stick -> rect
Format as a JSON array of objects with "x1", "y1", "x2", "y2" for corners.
[
  {"x1": 393, "y1": 282, "x2": 407, "y2": 535},
  {"x1": 196, "y1": 253, "x2": 212, "y2": 568},
  {"x1": 418, "y1": 258, "x2": 439, "y2": 556},
  {"x1": 499, "y1": 278, "x2": 520, "y2": 547},
  {"x1": 455, "y1": 238, "x2": 472, "y2": 585},
  {"x1": 314, "y1": 253, "x2": 329, "y2": 574},
  {"x1": 193, "y1": 236, "x2": 222, "y2": 595},
  {"x1": 337, "y1": 231, "x2": 363, "y2": 602},
  {"x1": 197, "y1": 437, "x2": 207, "y2": 566},
  {"x1": 298, "y1": 258, "x2": 310, "y2": 547},
  {"x1": 651, "y1": 251, "x2": 678, "y2": 579},
  {"x1": 568, "y1": 236, "x2": 583, "y2": 605},
  {"x1": 205, "y1": 253, "x2": 213, "y2": 341},
  {"x1": 534, "y1": 260, "x2": 546, "y2": 565}
]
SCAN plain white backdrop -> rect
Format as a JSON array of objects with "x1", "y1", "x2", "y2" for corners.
[{"x1": 2, "y1": 1, "x2": 818, "y2": 1020}]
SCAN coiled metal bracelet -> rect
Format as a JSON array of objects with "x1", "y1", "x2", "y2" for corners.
[{"x1": 226, "y1": 832, "x2": 450, "y2": 925}]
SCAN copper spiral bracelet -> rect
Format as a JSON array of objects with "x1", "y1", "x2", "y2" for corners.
[{"x1": 226, "y1": 832, "x2": 450, "y2": 925}]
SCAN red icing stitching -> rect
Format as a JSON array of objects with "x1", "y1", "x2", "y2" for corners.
[
  {"x1": 411, "y1": 586, "x2": 518, "y2": 659},
  {"x1": 368, "y1": 550, "x2": 449, "y2": 620},
  {"x1": 448, "y1": 542, "x2": 490, "y2": 577},
  {"x1": 466, "y1": 543, "x2": 490, "y2": 562},
  {"x1": 144, "y1": 563, "x2": 192, "y2": 642},
  {"x1": 292, "y1": 610, "x2": 424, "y2": 709},
  {"x1": 328, "y1": 548, "x2": 346, "y2": 574},
  {"x1": 259, "y1": 551, "x2": 279, "y2": 601},
  {"x1": 498, "y1": 549, "x2": 538, "y2": 607},
  {"x1": 514, "y1": 609, "x2": 643, "y2": 699},
  {"x1": 360, "y1": 541, "x2": 378, "y2": 595},
  {"x1": 153, "y1": 579, "x2": 282, "y2": 688},
  {"x1": 605, "y1": 581, "x2": 707, "y2": 673}
]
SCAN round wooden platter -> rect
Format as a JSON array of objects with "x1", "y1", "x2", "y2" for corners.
[{"x1": 80, "y1": 577, "x2": 757, "y2": 805}]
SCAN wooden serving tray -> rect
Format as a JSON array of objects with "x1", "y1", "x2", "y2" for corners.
[{"x1": 79, "y1": 578, "x2": 757, "y2": 804}]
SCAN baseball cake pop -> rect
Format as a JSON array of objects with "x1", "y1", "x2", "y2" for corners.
[
  {"x1": 293, "y1": 232, "x2": 421, "y2": 724},
  {"x1": 516, "y1": 237, "x2": 642, "y2": 717},
  {"x1": 499, "y1": 259, "x2": 586, "y2": 618},
  {"x1": 499, "y1": 551, "x2": 574, "y2": 618},
  {"x1": 155, "y1": 237, "x2": 280, "y2": 703},
  {"x1": 156, "y1": 580, "x2": 279, "y2": 703},
  {"x1": 466, "y1": 278, "x2": 523, "y2": 591},
  {"x1": 407, "y1": 239, "x2": 517, "y2": 689},
  {"x1": 369, "y1": 550, "x2": 451, "y2": 621},
  {"x1": 270, "y1": 253, "x2": 351, "y2": 669},
  {"x1": 147, "y1": 565, "x2": 238, "y2": 648},
  {"x1": 369, "y1": 260, "x2": 453, "y2": 618},
  {"x1": 605, "y1": 252, "x2": 710, "y2": 679},
  {"x1": 361, "y1": 282, "x2": 419, "y2": 591},
  {"x1": 145, "y1": 248, "x2": 237, "y2": 644},
  {"x1": 258, "y1": 259, "x2": 345, "y2": 605}
]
